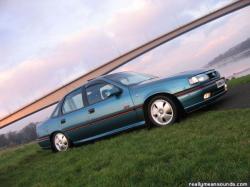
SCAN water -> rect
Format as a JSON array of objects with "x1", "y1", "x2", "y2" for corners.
[{"x1": 210, "y1": 57, "x2": 250, "y2": 78}]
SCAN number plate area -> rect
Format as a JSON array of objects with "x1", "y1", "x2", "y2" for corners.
[{"x1": 216, "y1": 79, "x2": 225, "y2": 88}]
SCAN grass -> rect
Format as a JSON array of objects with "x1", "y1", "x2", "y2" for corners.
[
  {"x1": 228, "y1": 74, "x2": 250, "y2": 87},
  {"x1": 0, "y1": 108, "x2": 249, "y2": 187}
]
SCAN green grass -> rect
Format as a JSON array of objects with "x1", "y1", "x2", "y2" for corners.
[
  {"x1": 0, "y1": 108, "x2": 249, "y2": 187},
  {"x1": 228, "y1": 74, "x2": 250, "y2": 87}
]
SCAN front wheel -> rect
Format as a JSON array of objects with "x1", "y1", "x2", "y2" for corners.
[
  {"x1": 147, "y1": 95, "x2": 178, "y2": 127},
  {"x1": 52, "y1": 132, "x2": 70, "y2": 152}
]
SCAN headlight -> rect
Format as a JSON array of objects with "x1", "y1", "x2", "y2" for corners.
[{"x1": 189, "y1": 74, "x2": 209, "y2": 85}]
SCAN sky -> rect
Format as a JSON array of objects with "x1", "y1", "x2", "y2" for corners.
[{"x1": 0, "y1": 0, "x2": 249, "y2": 134}]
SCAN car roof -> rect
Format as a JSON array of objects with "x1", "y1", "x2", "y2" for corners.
[
  {"x1": 65, "y1": 71, "x2": 131, "y2": 96},
  {"x1": 67, "y1": 71, "x2": 141, "y2": 95},
  {"x1": 87, "y1": 71, "x2": 137, "y2": 83}
]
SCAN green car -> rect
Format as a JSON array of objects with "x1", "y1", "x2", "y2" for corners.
[{"x1": 36, "y1": 70, "x2": 227, "y2": 152}]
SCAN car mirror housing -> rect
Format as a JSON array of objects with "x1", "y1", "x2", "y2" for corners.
[{"x1": 109, "y1": 87, "x2": 122, "y2": 97}]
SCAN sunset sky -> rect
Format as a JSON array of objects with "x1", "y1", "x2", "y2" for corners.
[{"x1": 0, "y1": 0, "x2": 250, "y2": 133}]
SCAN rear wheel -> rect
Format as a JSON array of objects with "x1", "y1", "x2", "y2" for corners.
[
  {"x1": 52, "y1": 132, "x2": 69, "y2": 152},
  {"x1": 147, "y1": 95, "x2": 178, "y2": 127}
]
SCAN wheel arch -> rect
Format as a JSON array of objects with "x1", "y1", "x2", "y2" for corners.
[
  {"x1": 49, "y1": 131, "x2": 62, "y2": 143},
  {"x1": 142, "y1": 92, "x2": 184, "y2": 122}
]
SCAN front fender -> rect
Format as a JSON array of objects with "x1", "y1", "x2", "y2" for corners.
[
  {"x1": 130, "y1": 77, "x2": 190, "y2": 106},
  {"x1": 143, "y1": 89, "x2": 172, "y2": 103}
]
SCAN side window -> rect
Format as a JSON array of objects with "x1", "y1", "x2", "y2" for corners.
[
  {"x1": 86, "y1": 82, "x2": 115, "y2": 105},
  {"x1": 62, "y1": 88, "x2": 84, "y2": 114}
]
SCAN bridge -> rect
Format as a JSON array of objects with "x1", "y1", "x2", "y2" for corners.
[{"x1": 0, "y1": 0, "x2": 249, "y2": 129}]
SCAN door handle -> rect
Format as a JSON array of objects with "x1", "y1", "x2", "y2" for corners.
[
  {"x1": 61, "y1": 119, "x2": 66, "y2": 124},
  {"x1": 88, "y1": 108, "x2": 95, "y2": 114}
]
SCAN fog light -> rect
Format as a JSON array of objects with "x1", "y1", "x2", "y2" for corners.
[
  {"x1": 224, "y1": 84, "x2": 228, "y2": 91},
  {"x1": 204, "y1": 92, "x2": 211, "y2": 99}
]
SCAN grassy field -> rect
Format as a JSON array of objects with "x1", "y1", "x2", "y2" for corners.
[
  {"x1": 0, "y1": 76, "x2": 250, "y2": 187},
  {"x1": 228, "y1": 74, "x2": 250, "y2": 87},
  {"x1": 0, "y1": 108, "x2": 249, "y2": 187}
]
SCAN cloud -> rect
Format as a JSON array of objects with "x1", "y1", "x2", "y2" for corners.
[
  {"x1": 183, "y1": 0, "x2": 234, "y2": 19},
  {"x1": 117, "y1": 6, "x2": 250, "y2": 76},
  {"x1": 0, "y1": 0, "x2": 242, "y2": 119}
]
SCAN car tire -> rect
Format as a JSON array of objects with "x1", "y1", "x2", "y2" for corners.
[
  {"x1": 147, "y1": 95, "x2": 178, "y2": 127},
  {"x1": 51, "y1": 132, "x2": 70, "y2": 152}
]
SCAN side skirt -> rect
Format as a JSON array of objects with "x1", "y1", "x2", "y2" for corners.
[{"x1": 73, "y1": 121, "x2": 145, "y2": 145}]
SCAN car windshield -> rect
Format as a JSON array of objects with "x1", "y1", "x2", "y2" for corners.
[{"x1": 107, "y1": 72, "x2": 157, "y2": 86}]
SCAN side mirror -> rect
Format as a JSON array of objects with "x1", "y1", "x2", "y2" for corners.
[{"x1": 104, "y1": 87, "x2": 122, "y2": 98}]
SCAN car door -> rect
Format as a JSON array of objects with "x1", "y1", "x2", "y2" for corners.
[
  {"x1": 85, "y1": 80, "x2": 138, "y2": 136},
  {"x1": 59, "y1": 87, "x2": 91, "y2": 142}
]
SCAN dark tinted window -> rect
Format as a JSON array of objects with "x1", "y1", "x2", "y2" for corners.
[
  {"x1": 62, "y1": 88, "x2": 84, "y2": 114},
  {"x1": 86, "y1": 82, "x2": 115, "y2": 105}
]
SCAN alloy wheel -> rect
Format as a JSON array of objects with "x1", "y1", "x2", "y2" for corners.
[
  {"x1": 53, "y1": 133, "x2": 69, "y2": 152},
  {"x1": 150, "y1": 99, "x2": 174, "y2": 125}
]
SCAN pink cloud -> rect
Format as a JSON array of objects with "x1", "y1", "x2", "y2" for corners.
[
  {"x1": 117, "y1": 6, "x2": 250, "y2": 77},
  {"x1": 0, "y1": 1, "x2": 248, "y2": 120},
  {"x1": 0, "y1": 0, "x2": 179, "y2": 118}
]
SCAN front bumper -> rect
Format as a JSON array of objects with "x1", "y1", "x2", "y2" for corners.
[{"x1": 176, "y1": 78, "x2": 227, "y2": 113}]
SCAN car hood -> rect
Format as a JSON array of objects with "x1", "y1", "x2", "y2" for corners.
[{"x1": 132, "y1": 69, "x2": 211, "y2": 87}]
